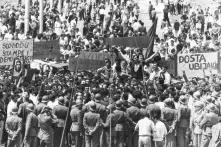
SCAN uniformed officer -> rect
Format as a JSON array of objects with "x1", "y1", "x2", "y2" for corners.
[
  {"x1": 126, "y1": 96, "x2": 141, "y2": 147},
  {"x1": 200, "y1": 103, "x2": 219, "y2": 147},
  {"x1": 38, "y1": 106, "x2": 58, "y2": 147},
  {"x1": 177, "y1": 95, "x2": 191, "y2": 147},
  {"x1": 35, "y1": 95, "x2": 48, "y2": 116},
  {"x1": 83, "y1": 101, "x2": 101, "y2": 147},
  {"x1": 113, "y1": 100, "x2": 135, "y2": 147},
  {"x1": 102, "y1": 103, "x2": 116, "y2": 147},
  {"x1": 24, "y1": 103, "x2": 38, "y2": 147},
  {"x1": 5, "y1": 106, "x2": 22, "y2": 147},
  {"x1": 162, "y1": 98, "x2": 177, "y2": 147},
  {"x1": 52, "y1": 96, "x2": 69, "y2": 147},
  {"x1": 70, "y1": 99, "x2": 84, "y2": 147},
  {"x1": 190, "y1": 101, "x2": 204, "y2": 147},
  {"x1": 94, "y1": 93, "x2": 107, "y2": 146},
  {"x1": 18, "y1": 92, "x2": 32, "y2": 139}
]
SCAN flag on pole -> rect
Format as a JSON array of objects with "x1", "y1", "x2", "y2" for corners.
[{"x1": 144, "y1": 18, "x2": 158, "y2": 58}]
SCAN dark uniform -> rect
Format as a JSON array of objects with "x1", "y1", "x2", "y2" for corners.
[
  {"x1": 24, "y1": 111, "x2": 38, "y2": 147},
  {"x1": 35, "y1": 96, "x2": 48, "y2": 116},
  {"x1": 38, "y1": 107, "x2": 58, "y2": 147},
  {"x1": 177, "y1": 96, "x2": 191, "y2": 147},
  {"x1": 114, "y1": 101, "x2": 134, "y2": 147},
  {"x1": 70, "y1": 102, "x2": 84, "y2": 147},
  {"x1": 83, "y1": 102, "x2": 101, "y2": 147},
  {"x1": 5, "y1": 107, "x2": 22, "y2": 147},
  {"x1": 52, "y1": 97, "x2": 69, "y2": 147},
  {"x1": 94, "y1": 94, "x2": 107, "y2": 147},
  {"x1": 126, "y1": 97, "x2": 141, "y2": 147},
  {"x1": 161, "y1": 100, "x2": 178, "y2": 147}
]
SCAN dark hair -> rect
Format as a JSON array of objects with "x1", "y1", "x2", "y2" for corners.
[{"x1": 149, "y1": 105, "x2": 161, "y2": 120}]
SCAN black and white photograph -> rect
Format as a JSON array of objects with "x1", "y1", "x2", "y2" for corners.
[{"x1": 0, "y1": 0, "x2": 220, "y2": 147}]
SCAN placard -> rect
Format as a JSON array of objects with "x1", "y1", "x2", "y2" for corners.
[
  {"x1": 33, "y1": 40, "x2": 61, "y2": 59},
  {"x1": 69, "y1": 52, "x2": 115, "y2": 72},
  {"x1": 177, "y1": 52, "x2": 218, "y2": 78},
  {"x1": 0, "y1": 39, "x2": 33, "y2": 65}
]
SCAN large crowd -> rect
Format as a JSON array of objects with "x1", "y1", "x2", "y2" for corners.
[{"x1": 0, "y1": 0, "x2": 221, "y2": 147}]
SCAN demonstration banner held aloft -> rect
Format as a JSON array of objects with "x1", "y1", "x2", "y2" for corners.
[
  {"x1": 177, "y1": 52, "x2": 218, "y2": 78},
  {"x1": 33, "y1": 40, "x2": 61, "y2": 59},
  {"x1": 69, "y1": 52, "x2": 115, "y2": 72},
  {"x1": 0, "y1": 39, "x2": 33, "y2": 65}
]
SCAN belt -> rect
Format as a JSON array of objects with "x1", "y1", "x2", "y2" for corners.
[{"x1": 139, "y1": 135, "x2": 151, "y2": 137}]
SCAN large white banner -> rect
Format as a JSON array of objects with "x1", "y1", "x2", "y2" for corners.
[
  {"x1": 177, "y1": 52, "x2": 218, "y2": 78},
  {"x1": 0, "y1": 39, "x2": 33, "y2": 65}
]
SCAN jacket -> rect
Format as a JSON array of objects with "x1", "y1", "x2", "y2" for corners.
[
  {"x1": 53, "y1": 104, "x2": 68, "y2": 127},
  {"x1": 83, "y1": 111, "x2": 101, "y2": 136},
  {"x1": 25, "y1": 112, "x2": 38, "y2": 137},
  {"x1": 70, "y1": 106, "x2": 84, "y2": 132},
  {"x1": 5, "y1": 114, "x2": 22, "y2": 140},
  {"x1": 200, "y1": 112, "x2": 219, "y2": 136}
]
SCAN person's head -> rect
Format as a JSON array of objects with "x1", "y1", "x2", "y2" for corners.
[
  {"x1": 15, "y1": 60, "x2": 22, "y2": 72},
  {"x1": 41, "y1": 95, "x2": 49, "y2": 103},
  {"x1": 150, "y1": 62, "x2": 158, "y2": 70},
  {"x1": 11, "y1": 106, "x2": 18, "y2": 115},
  {"x1": 138, "y1": 54, "x2": 144, "y2": 62},
  {"x1": 105, "y1": 58, "x2": 111, "y2": 68},
  {"x1": 26, "y1": 103, "x2": 34, "y2": 113},
  {"x1": 22, "y1": 91, "x2": 29, "y2": 102},
  {"x1": 75, "y1": 99, "x2": 83, "y2": 109},
  {"x1": 149, "y1": 105, "x2": 161, "y2": 121}
]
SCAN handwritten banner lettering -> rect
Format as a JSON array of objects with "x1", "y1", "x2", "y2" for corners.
[
  {"x1": 0, "y1": 40, "x2": 33, "y2": 65},
  {"x1": 177, "y1": 52, "x2": 218, "y2": 78}
]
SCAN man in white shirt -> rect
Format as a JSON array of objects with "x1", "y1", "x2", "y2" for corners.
[
  {"x1": 135, "y1": 112, "x2": 154, "y2": 147},
  {"x1": 7, "y1": 93, "x2": 18, "y2": 117}
]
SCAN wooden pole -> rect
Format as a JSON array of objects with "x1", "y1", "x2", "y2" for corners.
[
  {"x1": 39, "y1": 0, "x2": 43, "y2": 34},
  {"x1": 59, "y1": 56, "x2": 80, "y2": 147},
  {"x1": 50, "y1": 0, "x2": 54, "y2": 10},
  {"x1": 24, "y1": 0, "x2": 30, "y2": 35},
  {"x1": 58, "y1": 0, "x2": 62, "y2": 13}
]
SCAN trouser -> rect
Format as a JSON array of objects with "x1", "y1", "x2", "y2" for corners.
[
  {"x1": 127, "y1": 131, "x2": 138, "y2": 147},
  {"x1": 154, "y1": 141, "x2": 164, "y2": 147},
  {"x1": 7, "y1": 139, "x2": 20, "y2": 147},
  {"x1": 7, "y1": 133, "x2": 21, "y2": 147},
  {"x1": 165, "y1": 132, "x2": 176, "y2": 147},
  {"x1": 53, "y1": 127, "x2": 65, "y2": 147},
  {"x1": 138, "y1": 136, "x2": 151, "y2": 147},
  {"x1": 115, "y1": 131, "x2": 125, "y2": 147},
  {"x1": 70, "y1": 131, "x2": 83, "y2": 147},
  {"x1": 164, "y1": 17, "x2": 171, "y2": 26},
  {"x1": 193, "y1": 133, "x2": 201, "y2": 147},
  {"x1": 201, "y1": 134, "x2": 211, "y2": 147},
  {"x1": 39, "y1": 140, "x2": 53, "y2": 147},
  {"x1": 170, "y1": 4, "x2": 175, "y2": 15},
  {"x1": 105, "y1": 129, "x2": 116, "y2": 147},
  {"x1": 24, "y1": 136, "x2": 37, "y2": 147},
  {"x1": 85, "y1": 132, "x2": 100, "y2": 147},
  {"x1": 177, "y1": 127, "x2": 189, "y2": 147}
]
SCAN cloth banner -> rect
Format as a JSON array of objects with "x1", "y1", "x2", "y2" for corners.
[
  {"x1": 33, "y1": 40, "x2": 61, "y2": 59},
  {"x1": 177, "y1": 52, "x2": 218, "y2": 78},
  {"x1": 0, "y1": 39, "x2": 33, "y2": 65},
  {"x1": 69, "y1": 52, "x2": 114, "y2": 72},
  {"x1": 105, "y1": 18, "x2": 157, "y2": 58},
  {"x1": 105, "y1": 36, "x2": 149, "y2": 48}
]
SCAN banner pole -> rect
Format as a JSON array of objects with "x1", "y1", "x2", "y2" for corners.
[{"x1": 59, "y1": 56, "x2": 80, "y2": 147}]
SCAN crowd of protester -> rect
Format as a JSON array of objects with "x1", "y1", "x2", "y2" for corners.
[{"x1": 0, "y1": 0, "x2": 221, "y2": 147}]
